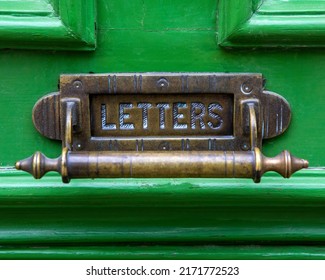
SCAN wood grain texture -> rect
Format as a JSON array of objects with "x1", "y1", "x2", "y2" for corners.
[
  {"x1": 218, "y1": 0, "x2": 325, "y2": 47},
  {"x1": 0, "y1": 0, "x2": 96, "y2": 50}
]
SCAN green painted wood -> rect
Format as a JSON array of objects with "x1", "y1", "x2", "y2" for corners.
[
  {"x1": 0, "y1": 0, "x2": 323, "y2": 167},
  {"x1": 0, "y1": 170, "x2": 323, "y2": 245},
  {"x1": 0, "y1": 170, "x2": 324, "y2": 208},
  {"x1": 0, "y1": 0, "x2": 54, "y2": 16},
  {"x1": 1, "y1": 35, "x2": 324, "y2": 167},
  {"x1": 0, "y1": 0, "x2": 324, "y2": 259},
  {"x1": 0, "y1": 0, "x2": 96, "y2": 50},
  {"x1": 218, "y1": 0, "x2": 252, "y2": 45},
  {"x1": 1, "y1": 245, "x2": 325, "y2": 260},
  {"x1": 257, "y1": 0, "x2": 325, "y2": 15},
  {"x1": 219, "y1": 0, "x2": 325, "y2": 47},
  {"x1": 58, "y1": 0, "x2": 96, "y2": 47}
]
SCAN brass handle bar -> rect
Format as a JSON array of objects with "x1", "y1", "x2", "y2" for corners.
[{"x1": 16, "y1": 148, "x2": 308, "y2": 183}]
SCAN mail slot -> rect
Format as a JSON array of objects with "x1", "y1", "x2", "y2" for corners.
[{"x1": 16, "y1": 73, "x2": 308, "y2": 183}]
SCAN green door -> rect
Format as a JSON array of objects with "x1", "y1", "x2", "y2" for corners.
[{"x1": 0, "y1": 0, "x2": 324, "y2": 259}]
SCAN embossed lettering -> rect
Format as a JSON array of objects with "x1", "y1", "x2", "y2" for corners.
[
  {"x1": 101, "y1": 101, "x2": 225, "y2": 132},
  {"x1": 191, "y1": 102, "x2": 206, "y2": 129},
  {"x1": 138, "y1": 102, "x2": 152, "y2": 129},
  {"x1": 93, "y1": 93, "x2": 232, "y2": 137},
  {"x1": 173, "y1": 102, "x2": 188, "y2": 129},
  {"x1": 101, "y1": 104, "x2": 116, "y2": 130},
  {"x1": 207, "y1": 103, "x2": 223, "y2": 129},
  {"x1": 156, "y1": 103, "x2": 170, "y2": 129},
  {"x1": 119, "y1": 103, "x2": 135, "y2": 130}
]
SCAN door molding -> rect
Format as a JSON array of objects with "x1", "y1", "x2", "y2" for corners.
[
  {"x1": 218, "y1": 0, "x2": 325, "y2": 47},
  {"x1": 0, "y1": 0, "x2": 96, "y2": 51}
]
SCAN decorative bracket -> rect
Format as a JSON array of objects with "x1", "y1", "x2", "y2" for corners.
[{"x1": 16, "y1": 73, "x2": 308, "y2": 183}]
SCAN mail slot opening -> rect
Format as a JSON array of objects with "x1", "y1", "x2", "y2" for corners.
[{"x1": 90, "y1": 93, "x2": 234, "y2": 138}]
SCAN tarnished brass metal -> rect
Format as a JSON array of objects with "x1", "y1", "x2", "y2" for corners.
[
  {"x1": 16, "y1": 73, "x2": 308, "y2": 183},
  {"x1": 32, "y1": 73, "x2": 292, "y2": 151},
  {"x1": 16, "y1": 148, "x2": 308, "y2": 183}
]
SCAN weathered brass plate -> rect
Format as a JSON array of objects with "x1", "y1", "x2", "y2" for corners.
[
  {"x1": 33, "y1": 73, "x2": 291, "y2": 152},
  {"x1": 17, "y1": 72, "x2": 309, "y2": 183}
]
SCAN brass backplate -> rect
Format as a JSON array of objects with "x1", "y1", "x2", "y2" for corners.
[{"x1": 33, "y1": 73, "x2": 291, "y2": 152}]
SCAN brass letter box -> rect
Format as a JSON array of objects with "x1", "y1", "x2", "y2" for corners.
[{"x1": 16, "y1": 73, "x2": 308, "y2": 183}]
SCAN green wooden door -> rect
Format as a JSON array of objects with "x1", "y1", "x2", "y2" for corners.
[{"x1": 0, "y1": 0, "x2": 324, "y2": 259}]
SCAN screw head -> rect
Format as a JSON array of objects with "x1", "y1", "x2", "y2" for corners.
[
  {"x1": 241, "y1": 143, "x2": 250, "y2": 151},
  {"x1": 73, "y1": 80, "x2": 83, "y2": 90},
  {"x1": 159, "y1": 141, "x2": 171, "y2": 151},
  {"x1": 75, "y1": 143, "x2": 82, "y2": 150},
  {"x1": 156, "y1": 78, "x2": 169, "y2": 89},
  {"x1": 241, "y1": 81, "x2": 253, "y2": 94}
]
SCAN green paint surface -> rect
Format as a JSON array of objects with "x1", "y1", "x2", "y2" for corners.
[
  {"x1": 0, "y1": 0, "x2": 95, "y2": 50},
  {"x1": 0, "y1": 0, "x2": 54, "y2": 16},
  {"x1": 2, "y1": 245, "x2": 325, "y2": 260},
  {"x1": 0, "y1": 171, "x2": 324, "y2": 249},
  {"x1": 0, "y1": 0, "x2": 324, "y2": 167},
  {"x1": 0, "y1": 0, "x2": 324, "y2": 259},
  {"x1": 219, "y1": 0, "x2": 325, "y2": 47}
]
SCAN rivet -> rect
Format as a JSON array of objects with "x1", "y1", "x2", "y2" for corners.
[
  {"x1": 73, "y1": 80, "x2": 83, "y2": 90},
  {"x1": 241, "y1": 81, "x2": 253, "y2": 94},
  {"x1": 159, "y1": 141, "x2": 171, "y2": 151},
  {"x1": 156, "y1": 78, "x2": 169, "y2": 89},
  {"x1": 241, "y1": 143, "x2": 250, "y2": 151}
]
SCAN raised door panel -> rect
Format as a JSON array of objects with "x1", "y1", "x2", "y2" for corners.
[
  {"x1": 219, "y1": 0, "x2": 325, "y2": 47},
  {"x1": 0, "y1": 0, "x2": 96, "y2": 50}
]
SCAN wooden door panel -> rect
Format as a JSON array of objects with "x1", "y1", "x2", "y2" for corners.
[
  {"x1": 0, "y1": 0, "x2": 324, "y2": 259},
  {"x1": 0, "y1": 0, "x2": 96, "y2": 50},
  {"x1": 219, "y1": 0, "x2": 325, "y2": 47}
]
